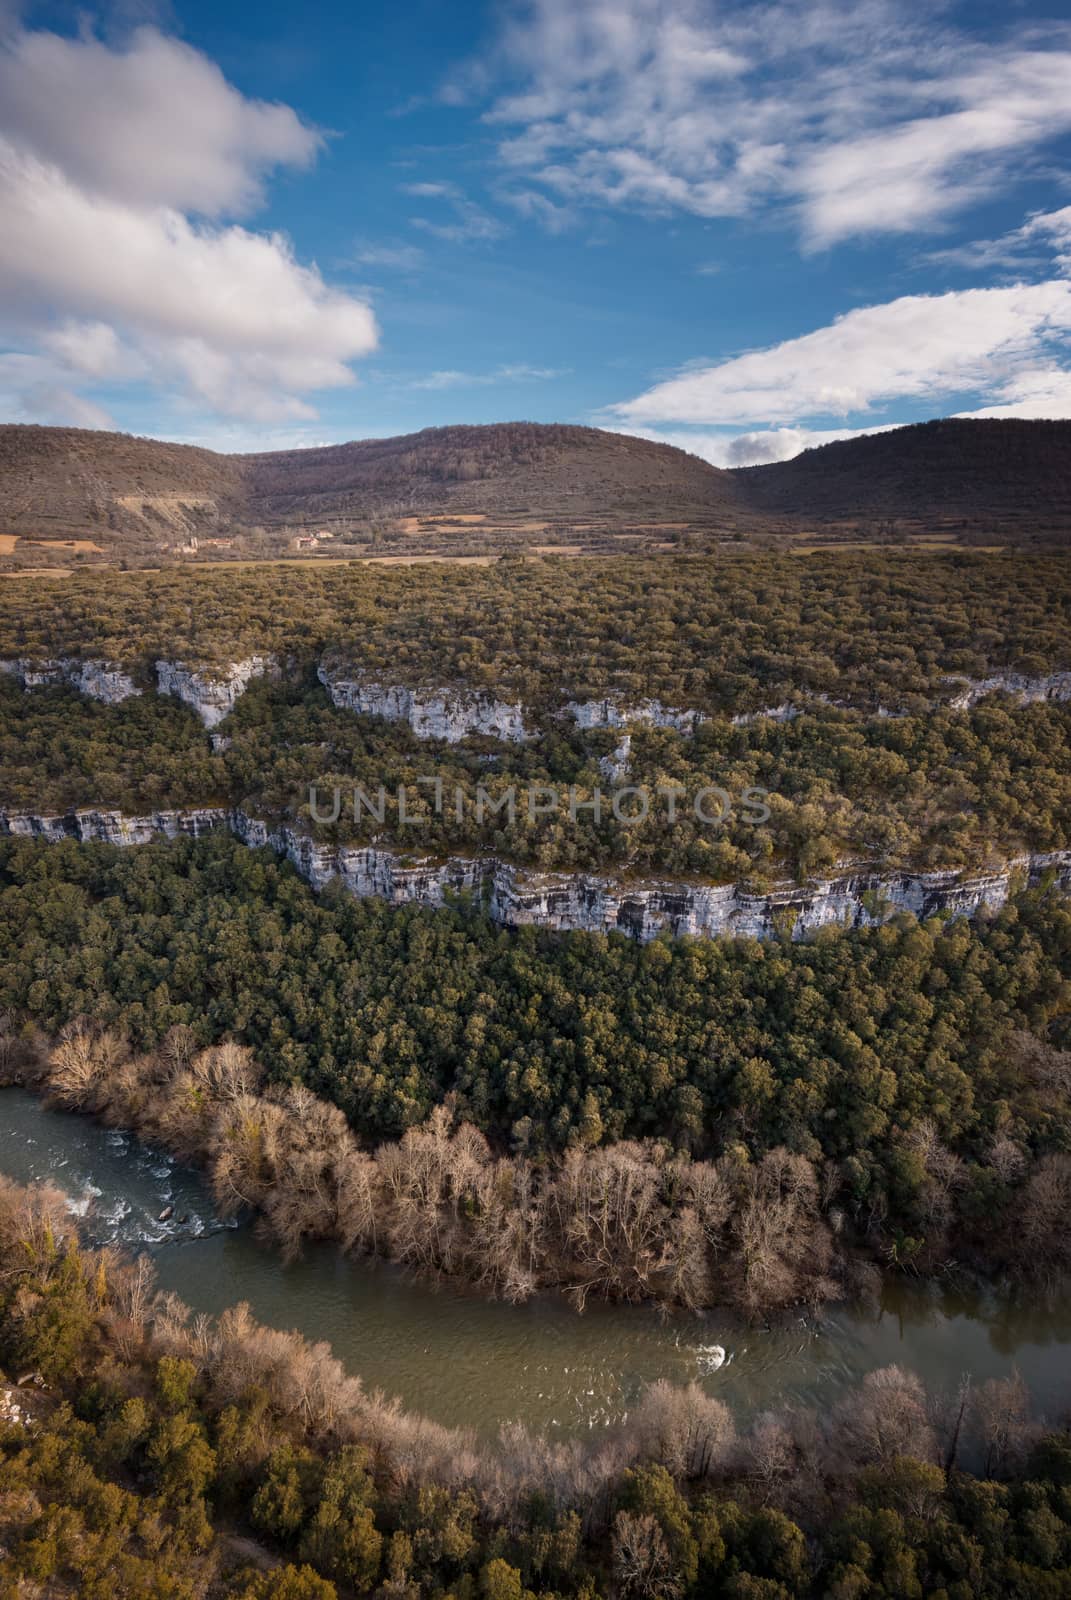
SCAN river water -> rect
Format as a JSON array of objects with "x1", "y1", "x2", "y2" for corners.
[{"x1": 3, "y1": 1088, "x2": 1070, "y2": 1438}]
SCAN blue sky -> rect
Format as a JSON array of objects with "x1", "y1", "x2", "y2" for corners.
[{"x1": 2, "y1": 0, "x2": 1071, "y2": 463}]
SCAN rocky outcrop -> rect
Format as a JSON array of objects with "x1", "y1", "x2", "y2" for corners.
[
  {"x1": 564, "y1": 698, "x2": 703, "y2": 733},
  {"x1": 5, "y1": 803, "x2": 1068, "y2": 944},
  {"x1": 5, "y1": 652, "x2": 1071, "y2": 736},
  {"x1": 566, "y1": 674, "x2": 1071, "y2": 732},
  {"x1": 0, "y1": 807, "x2": 228, "y2": 846},
  {"x1": 317, "y1": 665, "x2": 531, "y2": 743},
  {"x1": 0, "y1": 657, "x2": 140, "y2": 703},
  {"x1": 599, "y1": 735, "x2": 633, "y2": 781},
  {"x1": 490, "y1": 854, "x2": 1071, "y2": 942},
  {"x1": 731, "y1": 703, "x2": 801, "y2": 727},
  {"x1": 943, "y1": 671, "x2": 1071, "y2": 711},
  {"x1": 156, "y1": 657, "x2": 277, "y2": 729}
]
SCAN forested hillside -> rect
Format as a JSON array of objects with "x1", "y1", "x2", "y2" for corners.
[
  {"x1": 737, "y1": 418, "x2": 1071, "y2": 539},
  {"x1": 2, "y1": 419, "x2": 1071, "y2": 564},
  {"x1": 2, "y1": 832, "x2": 1070, "y2": 1297},
  {"x1": 2, "y1": 551, "x2": 1069, "y2": 880},
  {"x1": 3, "y1": 547, "x2": 1071, "y2": 1313},
  {"x1": 3, "y1": 673, "x2": 1070, "y2": 879},
  {"x1": 1, "y1": 551, "x2": 1067, "y2": 707}
]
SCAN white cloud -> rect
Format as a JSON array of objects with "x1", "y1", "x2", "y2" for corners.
[
  {"x1": 474, "y1": 0, "x2": 1071, "y2": 245},
  {"x1": 0, "y1": 24, "x2": 377, "y2": 426},
  {"x1": 955, "y1": 366, "x2": 1071, "y2": 420},
  {"x1": 611, "y1": 282, "x2": 1071, "y2": 427},
  {"x1": 403, "y1": 179, "x2": 507, "y2": 243},
  {"x1": 19, "y1": 384, "x2": 116, "y2": 430},
  {"x1": 927, "y1": 205, "x2": 1071, "y2": 276},
  {"x1": 0, "y1": 25, "x2": 319, "y2": 216},
  {"x1": 0, "y1": 351, "x2": 116, "y2": 428},
  {"x1": 612, "y1": 421, "x2": 900, "y2": 467},
  {"x1": 499, "y1": 187, "x2": 574, "y2": 232},
  {"x1": 407, "y1": 363, "x2": 567, "y2": 389},
  {"x1": 353, "y1": 241, "x2": 427, "y2": 272}
]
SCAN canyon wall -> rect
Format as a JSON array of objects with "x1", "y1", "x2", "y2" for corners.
[
  {"x1": 944, "y1": 670, "x2": 1071, "y2": 711},
  {"x1": 563, "y1": 698, "x2": 703, "y2": 733},
  {"x1": 3, "y1": 804, "x2": 1068, "y2": 944}
]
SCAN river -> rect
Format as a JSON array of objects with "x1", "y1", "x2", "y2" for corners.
[{"x1": 3, "y1": 1088, "x2": 1070, "y2": 1438}]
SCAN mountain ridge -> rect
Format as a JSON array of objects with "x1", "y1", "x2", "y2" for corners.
[{"x1": 1, "y1": 416, "x2": 1069, "y2": 556}]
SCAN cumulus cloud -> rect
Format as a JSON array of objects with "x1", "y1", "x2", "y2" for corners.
[
  {"x1": 0, "y1": 24, "x2": 377, "y2": 425},
  {"x1": 0, "y1": 25, "x2": 320, "y2": 216},
  {"x1": 611, "y1": 282, "x2": 1071, "y2": 427},
  {"x1": 473, "y1": 0, "x2": 1071, "y2": 245},
  {"x1": 613, "y1": 422, "x2": 900, "y2": 467}
]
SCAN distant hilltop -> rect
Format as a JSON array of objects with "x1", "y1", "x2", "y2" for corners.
[{"x1": 1, "y1": 416, "x2": 1069, "y2": 562}]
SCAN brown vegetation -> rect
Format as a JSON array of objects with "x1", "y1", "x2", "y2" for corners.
[
  {"x1": 2, "y1": 1170, "x2": 1071, "y2": 1599},
  {"x1": 3, "y1": 418, "x2": 1071, "y2": 563},
  {"x1": 738, "y1": 416, "x2": 1071, "y2": 542},
  {"x1": 20, "y1": 1024, "x2": 848, "y2": 1318}
]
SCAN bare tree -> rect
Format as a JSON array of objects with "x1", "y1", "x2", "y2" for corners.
[
  {"x1": 633, "y1": 1380, "x2": 735, "y2": 1479},
  {"x1": 975, "y1": 1370, "x2": 1039, "y2": 1477},
  {"x1": 612, "y1": 1512, "x2": 682, "y2": 1600}
]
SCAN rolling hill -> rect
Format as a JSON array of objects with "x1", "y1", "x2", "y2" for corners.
[
  {"x1": 0, "y1": 421, "x2": 750, "y2": 554},
  {"x1": 1, "y1": 416, "x2": 1070, "y2": 563},
  {"x1": 0, "y1": 424, "x2": 245, "y2": 543},
  {"x1": 735, "y1": 418, "x2": 1071, "y2": 539}
]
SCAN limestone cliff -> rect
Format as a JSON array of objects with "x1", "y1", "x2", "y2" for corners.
[
  {"x1": 0, "y1": 657, "x2": 140, "y2": 703},
  {"x1": 317, "y1": 664, "x2": 531, "y2": 743},
  {"x1": 3, "y1": 804, "x2": 1067, "y2": 944},
  {"x1": 944, "y1": 671, "x2": 1071, "y2": 711},
  {"x1": 155, "y1": 656, "x2": 277, "y2": 729},
  {"x1": 564, "y1": 698, "x2": 703, "y2": 732}
]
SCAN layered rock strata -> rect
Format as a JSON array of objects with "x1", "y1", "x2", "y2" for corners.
[
  {"x1": 318, "y1": 665, "x2": 530, "y2": 743},
  {"x1": 3, "y1": 804, "x2": 1068, "y2": 944}
]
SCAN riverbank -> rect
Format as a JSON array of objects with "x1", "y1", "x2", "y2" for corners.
[
  {"x1": 4, "y1": 1017, "x2": 1068, "y2": 1329},
  {"x1": 1, "y1": 1024, "x2": 858, "y2": 1318},
  {"x1": 5, "y1": 1086, "x2": 1071, "y2": 1443},
  {"x1": 3, "y1": 1165, "x2": 1071, "y2": 1600}
]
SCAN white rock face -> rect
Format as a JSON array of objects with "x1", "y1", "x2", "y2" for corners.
[
  {"x1": 0, "y1": 807, "x2": 228, "y2": 846},
  {"x1": 565, "y1": 698, "x2": 704, "y2": 733},
  {"x1": 599, "y1": 735, "x2": 633, "y2": 781},
  {"x1": 486, "y1": 854, "x2": 1071, "y2": 941},
  {"x1": 156, "y1": 656, "x2": 277, "y2": 729},
  {"x1": 731, "y1": 703, "x2": 801, "y2": 727},
  {"x1": 238, "y1": 825, "x2": 1071, "y2": 941},
  {"x1": 0, "y1": 657, "x2": 140, "y2": 703},
  {"x1": 568, "y1": 675, "x2": 1071, "y2": 731},
  {"x1": 318, "y1": 664, "x2": 531, "y2": 743},
  {"x1": 944, "y1": 672, "x2": 1071, "y2": 711},
  {"x1": 8, "y1": 804, "x2": 1065, "y2": 944}
]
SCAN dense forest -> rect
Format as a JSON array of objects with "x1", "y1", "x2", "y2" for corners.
[
  {"x1": 4, "y1": 1173, "x2": 1071, "y2": 1599},
  {"x1": 3, "y1": 671, "x2": 1070, "y2": 878},
  {"x1": 1, "y1": 552, "x2": 1069, "y2": 713},
  {"x1": 2, "y1": 833, "x2": 1070, "y2": 1301}
]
